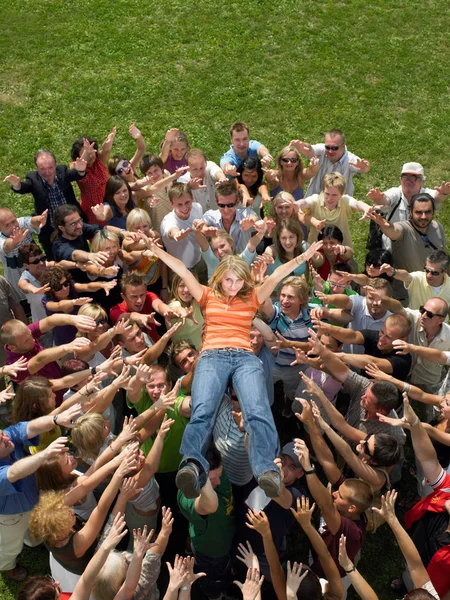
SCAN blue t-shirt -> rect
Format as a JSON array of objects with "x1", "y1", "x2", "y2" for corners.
[
  {"x1": 220, "y1": 140, "x2": 262, "y2": 169},
  {"x1": 268, "y1": 303, "x2": 311, "y2": 367},
  {"x1": 0, "y1": 422, "x2": 40, "y2": 514}
]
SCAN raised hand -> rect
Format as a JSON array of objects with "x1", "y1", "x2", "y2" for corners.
[
  {"x1": 173, "y1": 227, "x2": 191, "y2": 241},
  {"x1": 289, "y1": 139, "x2": 314, "y2": 158},
  {"x1": 260, "y1": 154, "x2": 273, "y2": 168},
  {"x1": 299, "y1": 371, "x2": 322, "y2": 398},
  {"x1": 166, "y1": 555, "x2": 189, "y2": 592},
  {"x1": 114, "y1": 364, "x2": 132, "y2": 390},
  {"x1": 294, "y1": 398, "x2": 314, "y2": 426},
  {"x1": 103, "y1": 511, "x2": 128, "y2": 551},
  {"x1": 223, "y1": 164, "x2": 240, "y2": 177},
  {"x1": 371, "y1": 490, "x2": 398, "y2": 526},
  {"x1": 129, "y1": 123, "x2": 142, "y2": 139},
  {"x1": 338, "y1": 534, "x2": 353, "y2": 572},
  {"x1": 290, "y1": 348, "x2": 309, "y2": 367},
  {"x1": 237, "y1": 541, "x2": 259, "y2": 569},
  {"x1": 366, "y1": 188, "x2": 385, "y2": 203},
  {"x1": 133, "y1": 524, "x2": 155, "y2": 557},
  {"x1": 290, "y1": 495, "x2": 316, "y2": 529},
  {"x1": 364, "y1": 362, "x2": 390, "y2": 381},
  {"x1": 165, "y1": 128, "x2": 180, "y2": 143},
  {"x1": 392, "y1": 339, "x2": 412, "y2": 355},
  {"x1": 262, "y1": 167, "x2": 280, "y2": 186},
  {"x1": 240, "y1": 217, "x2": 256, "y2": 232},
  {"x1": 402, "y1": 392, "x2": 419, "y2": 427},
  {"x1": 155, "y1": 380, "x2": 181, "y2": 411},
  {"x1": 161, "y1": 506, "x2": 174, "y2": 535},
  {"x1": 251, "y1": 258, "x2": 268, "y2": 285},
  {"x1": 286, "y1": 561, "x2": 308, "y2": 597},
  {"x1": 156, "y1": 414, "x2": 175, "y2": 440},
  {"x1": 311, "y1": 400, "x2": 327, "y2": 429},
  {"x1": 271, "y1": 331, "x2": 292, "y2": 352},
  {"x1": 183, "y1": 555, "x2": 206, "y2": 586},
  {"x1": 293, "y1": 438, "x2": 311, "y2": 470},
  {"x1": 1, "y1": 356, "x2": 29, "y2": 378},
  {"x1": 234, "y1": 568, "x2": 264, "y2": 600},
  {"x1": 245, "y1": 508, "x2": 271, "y2": 538},
  {"x1": 189, "y1": 177, "x2": 207, "y2": 190},
  {"x1": 115, "y1": 416, "x2": 139, "y2": 446},
  {"x1": 115, "y1": 442, "x2": 139, "y2": 477},
  {"x1": 302, "y1": 240, "x2": 323, "y2": 262},
  {"x1": 348, "y1": 157, "x2": 370, "y2": 173},
  {"x1": 56, "y1": 403, "x2": 84, "y2": 429},
  {"x1": 73, "y1": 157, "x2": 87, "y2": 172},
  {"x1": 3, "y1": 174, "x2": 21, "y2": 188},
  {"x1": 10, "y1": 227, "x2": 30, "y2": 246},
  {"x1": 43, "y1": 436, "x2": 69, "y2": 459},
  {"x1": 434, "y1": 181, "x2": 450, "y2": 197},
  {"x1": 120, "y1": 477, "x2": 143, "y2": 501},
  {"x1": 97, "y1": 344, "x2": 123, "y2": 374},
  {"x1": 73, "y1": 297, "x2": 94, "y2": 307},
  {"x1": 0, "y1": 384, "x2": 15, "y2": 405}
]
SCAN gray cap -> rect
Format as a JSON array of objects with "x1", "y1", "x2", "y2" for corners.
[{"x1": 281, "y1": 441, "x2": 302, "y2": 469}]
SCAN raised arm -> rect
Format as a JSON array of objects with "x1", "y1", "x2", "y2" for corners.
[
  {"x1": 146, "y1": 240, "x2": 204, "y2": 302},
  {"x1": 290, "y1": 497, "x2": 344, "y2": 600},
  {"x1": 365, "y1": 363, "x2": 442, "y2": 406},
  {"x1": 366, "y1": 207, "x2": 402, "y2": 241},
  {"x1": 311, "y1": 317, "x2": 364, "y2": 346},
  {"x1": 256, "y1": 241, "x2": 323, "y2": 303},
  {"x1": 194, "y1": 478, "x2": 218, "y2": 516},
  {"x1": 393, "y1": 339, "x2": 449, "y2": 365},
  {"x1": 294, "y1": 439, "x2": 342, "y2": 535},
  {"x1": 338, "y1": 534, "x2": 378, "y2": 600},
  {"x1": 128, "y1": 124, "x2": 146, "y2": 172}
]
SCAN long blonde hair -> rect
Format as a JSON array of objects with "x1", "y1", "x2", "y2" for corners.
[{"x1": 209, "y1": 255, "x2": 254, "y2": 301}]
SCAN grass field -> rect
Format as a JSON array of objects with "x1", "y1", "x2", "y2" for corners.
[{"x1": 1, "y1": 0, "x2": 449, "y2": 598}]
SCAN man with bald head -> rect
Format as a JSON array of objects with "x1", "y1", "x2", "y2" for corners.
[
  {"x1": 404, "y1": 297, "x2": 450, "y2": 392},
  {"x1": 4, "y1": 150, "x2": 87, "y2": 258}
]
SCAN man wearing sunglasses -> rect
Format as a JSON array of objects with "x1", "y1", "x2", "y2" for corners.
[
  {"x1": 0, "y1": 208, "x2": 48, "y2": 309},
  {"x1": 293, "y1": 128, "x2": 370, "y2": 198},
  {"x1": 220, "y1": 121, "x2": 272, "y2": 178},
  {"x1": 366, "y1": 162, "x2": 449, "y2": 242},
  {"x1": 368, "y1": 193, "x2": 447, "y2": 303},
  {"x1": 4, "y1": 149, "x2": 86, "y2": 259},
  {"x1": 380, "y1": 250, "x2": 450, "y2": 311},
  {"x1": 200, "y1": 180, "x2": 259, "y2": 253}
]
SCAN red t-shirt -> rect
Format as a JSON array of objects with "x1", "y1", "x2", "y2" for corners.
[
  {"x1": 110, "y1": 291, "x2": 160, "y2": 341},
  {"x1": 5, "y1": 321, "x2": 64, "y2": 406}
]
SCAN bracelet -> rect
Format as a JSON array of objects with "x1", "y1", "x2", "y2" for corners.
[
  {"x1": 180, "y1": 585, "x2": 191, "y2": 591},
  {"x1": 108, "y1": 329, "x2": 114, "y2": 338},
  {"x1": 403, "y1": 382, "x2": 411, "y2": 393},
  {"x1": 90, "y1": 366, "x2": 97, "y2": 375},
  {"x1": 303, "y1": 465, "x2": 316, "y2": 475},
  {"x1": 391, "y1": 267, "x2": 396, "y2": 276},
  {"x1": 296, "y1": 254, "x2": 304, "y2": 265},
  {"x1": 53, "y1": 414, "x2": 59, "y2": 426},
  {"x1": 343, "y1": 566, "x2": 356, "y2": 574},
  {"x1": 411, "y1": 416, "x2": 420, "y2": 427}
]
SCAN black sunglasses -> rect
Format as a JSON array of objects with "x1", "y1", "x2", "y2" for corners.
[
  {"x1": 424, "y1": 267, "x2": 444, "y2": 277},
  {"x1": 361, "y1": 434, "x2": 373, "y2": 457},
  {"x1": 325, "y1": 145, "x2": 341, "y2": 151},
  {"x1": 217, "y1": 202, "x2": 237, "y2": 209},
  {"x1": 280, "y1": 157, "x2": 299, "y2": 164},
  {"x1": 28, "y1": 255, "x2": 46, "y2": 265},
  {"x1": 419, "y1": 306, "x2": 446, "y2": 319},
  {"x1": 95, "y1": 318, "x2": 108, "y2": 326},
  {"x1": 54, "y1": 279, "x2": 71, "y2": 291}
]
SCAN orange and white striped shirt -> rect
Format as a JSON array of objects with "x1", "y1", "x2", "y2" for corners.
[{"x1": 199, "y1": 286, "x2": 261, "y2": 352}]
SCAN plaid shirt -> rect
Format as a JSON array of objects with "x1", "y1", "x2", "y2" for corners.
[{"x1": 40, "y1": 175, "x2": 66, "y2": 226}]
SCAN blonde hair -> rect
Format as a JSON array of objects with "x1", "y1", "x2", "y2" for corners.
[
  {"x1": 92, "y1": 552, "x2": 128, "y2": 600},
  {"x1": 126, "y1": 207, "x2": 152, "y2": 231},
  {"x1": 71, "y1": 413, "x2": 106, "y2": 461},
  {"x1": 78, "y1": 303, "x2": 108, "y2": 321},
  {"x1": 169, "y1": 273, "x2": 194, "y2": 306},
  {"x1": 270, "y1": 191, "x2": 296, "y2": 220},
  {"x1": 29, "y1": 491, "x2": 74, "y2": 547},
  {"x1": 90, "y1": 229, "x2": 120, "y2": 253},
  {"x1": 279, "y1": 276, "x2": 308, "y2": 306},
  {"x1": 210, "y1": 230, "x2": 236, "y2": 255},
  {"x1": 322, "y1": 172, "x2": 346, "y2": 194},
  {"x1": 276, "y1": 145, "x2": 303, "y2": 179},
  {"x1": 209, "y1": 255, "x2": 254, "y2": 301}
]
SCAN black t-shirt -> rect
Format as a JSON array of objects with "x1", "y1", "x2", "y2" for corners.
[
  {"x1": 410, "y1": 510, "x2": 450, "y2": 568},
  {"x1": 52, "y1": 224, "x2": 103, "y2": 283},
  {"x1": 362, "y1": 329, "x2": 411, "y2": 381}
]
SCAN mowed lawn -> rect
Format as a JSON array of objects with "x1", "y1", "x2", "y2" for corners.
[{"x1": 0, "y1": 1, "x2": 449, "y2": 598}]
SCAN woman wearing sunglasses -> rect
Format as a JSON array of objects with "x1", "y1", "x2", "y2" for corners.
[
  {"x1": 263, "y1": 144, "x2": 319, "y2": 202},
  {"x1": 40, "y1": 266, "x2": 117, "y2": 346}
]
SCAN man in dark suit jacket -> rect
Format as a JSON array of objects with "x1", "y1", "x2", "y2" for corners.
[{"x1": 4, "y1": 149, "x2": 87, "y2": 258}]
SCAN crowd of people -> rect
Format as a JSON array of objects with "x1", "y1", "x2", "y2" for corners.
[{"x1": 1, "y1": 121, "x2": 450, "y2": 600}]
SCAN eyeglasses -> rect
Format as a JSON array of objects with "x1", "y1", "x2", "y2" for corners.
[
  {"x1": 116, "y1": 160, "x2": 130, "y2": 175},
  {"x1": 328, "y1": 278, "x2": 346, "y2": 289},
  {"x1": 28, "y1": 255, "x2": 46, "y2": 265},
  {"x1": 424, "y1": 267, "x2": 444, "y2": 276},
  {"x1": 419, "y1": 305, "x2": 446, "y2": 319},
  {"x1": 361, "y1": 434, "x2": 374, "y2": 457},
  {"x1": 325, "y1": 145, "x2": 342, "y2": 151},
  {"x1": 280, "y1": 157, "x2": 299, "y2": 164},
  {"x1": 54, "y1": 279, "x2": 71, "y2": 291},
  {"x1": 66, "y1": 217, "x2": 83, "y2": 229},
  {"x1": 401, "y1": 174, "x2": 421, "y2": 181},
  {"x1": 217, "y1": 202, "x2": 237, "y2": 209},
  {"x1": 95, "y1": 318, "x2": 108, "y2": 326}
]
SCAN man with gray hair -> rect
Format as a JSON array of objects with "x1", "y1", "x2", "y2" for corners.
[
  {"x1": 3, "y1": 149, "x2": 87, "y2": 258},
  {"x1": 366, "y1": 162, "x2": 450, "y2": 251}
]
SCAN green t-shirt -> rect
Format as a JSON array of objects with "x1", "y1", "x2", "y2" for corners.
[
  {"x1": 310, "y1": 281, "x2": 358, "y2": 308},
  {"x1": 127, "y1": 389, "x2": 189, "y2": 472},
  {"x1": 177, "y1": 471, "x2": 236, "y2": 558}
]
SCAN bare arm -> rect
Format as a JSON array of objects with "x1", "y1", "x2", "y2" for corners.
[
  {"x1": 194, "y1": 478, "x2": 218, "y2": 516},
  {"x1": 339, "y1": 352, "x2": 395, "y2": 375}
]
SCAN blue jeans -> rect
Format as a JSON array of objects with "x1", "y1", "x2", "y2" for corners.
[{"x1": 180, "y1": 349, "x2": 280, "y2": 480}]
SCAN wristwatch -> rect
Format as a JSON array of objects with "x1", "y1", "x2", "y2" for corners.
[{"x1": 303, "y1": 465, "x2": 316, "y2": 475}]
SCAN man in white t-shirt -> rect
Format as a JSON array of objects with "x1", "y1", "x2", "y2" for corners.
[
  {"x1": 177, "y1": 149, "x2": 226, "y2": 211},
  {"x1": 160, "y1": 183, "x2": 207, "y2": 284}
]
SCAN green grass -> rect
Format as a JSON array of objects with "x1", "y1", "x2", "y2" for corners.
[{"x1": 1, "y1": 0, "x2": 449, "y2": 597}]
